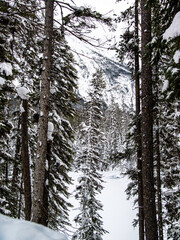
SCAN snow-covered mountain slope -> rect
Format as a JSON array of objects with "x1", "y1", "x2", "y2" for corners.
[{"x1": 69, "y1": 38, "x2": 134, "y2": 109}]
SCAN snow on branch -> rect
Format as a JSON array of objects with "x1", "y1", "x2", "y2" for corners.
[
  {"x1": 0, "y1": 62, "x2": 13, "y2": 76},
  {"x1": 163, "y1": 11, "x2": 180, "y2": 41}
]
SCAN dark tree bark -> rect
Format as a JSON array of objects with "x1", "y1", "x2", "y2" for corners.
[
  {"x1": 12, "y1": 118, "x2": 21, "y2": 189},
  {"x1": 154, "y1": 66, "x2": 164, "y2": 240},
  {"x1": 21, "y1": 99, "x2": 31, "y2": 220},
  {"x1": 39, "y1": 141, "x2": 51, "y2": 226},
  {"x1": 140, "y1": 0, "x2": 158, "y2": 239},
  {"x1": 18, "y1": 176, "x2": 23, "y2": 219},
  {"x1": 155, "y1": 121, "x2": 163, "y2": 240},
  {"x1": 12, "y1": 136, "x2": 20, "y2": 192},
  {"x1": 32, "y1": 0, "x2": 54, "y2": 223},
  {"x1": 10, "y1": 117, "x2": 21, "y2": 217},
  {"x1": 135, "y1": 1, "x2": 144, "y2": 239}
]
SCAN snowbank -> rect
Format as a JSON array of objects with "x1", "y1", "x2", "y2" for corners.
[{"x1": 0, "y1": 214, "x2": 68, "y2": 240}]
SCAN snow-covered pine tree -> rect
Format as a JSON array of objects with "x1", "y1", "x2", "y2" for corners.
[
  {"x1": 3, "y1": 0, "x2": 43, "y2": 220},
  {"x1": 107, "y1": 101, "x2": 119, "y2": 159},
  {"x1": 11, "y1": 0, "x2": 42, "y2": 220},
  {"x1": 116, "y1": 1, "x2": 145, "y2": 238},
  {"x1": 156, "y1": 93, "x2": 180, "y2": 240},
  {"x1": 0, "y1": 0, "x2": 44, "y2": 220},
  {"x1": 151, "y1": 1, "x2": 180, "y2": 238},
  {"x1": 31, "y1": 0, "x2": 112, "y2": 226},
  {"x1": 0, "y1": 0, "x2": 20, "y2": 217},
  {"x1": 117, "y1": 1, "x2": 179, "y2": 239},
  {"x1": 103, "y1": 101, "x2": 128, "y2": 169},
  {"x1": 159, "y1": 1, "x2": 180, "y2": 102},
  {"x1": 73, "y1": 69, "x2": 107, "y2": 240},
  {"x1": 41, "y1": 31, "x2": 78, "y2": 231},
  {"x1": 32, "y1": 0, "x2": 54, "y2": 224}
]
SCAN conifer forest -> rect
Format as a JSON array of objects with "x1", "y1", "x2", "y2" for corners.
[{"x1": 0, "y1": 0, "x2": 179, "y2": 240}]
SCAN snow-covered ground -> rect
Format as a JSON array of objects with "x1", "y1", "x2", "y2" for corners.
[
  {"x1": 0, "y1": 214, "x2": 68, "y2": 240},
  {"x1": 69, "y1": 169, "x2": 138, "y2": 240},
  {"x1": 0, "y1": 170, "x2": 138, "y2": 240}
]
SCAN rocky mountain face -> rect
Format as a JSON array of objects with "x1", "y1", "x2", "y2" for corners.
[
  {"x1": 70, "y1": 39, "x2": 133, "y2": 167},
  {"x1": 69, "y1": 38, "x2": 134, "y2": 110}
]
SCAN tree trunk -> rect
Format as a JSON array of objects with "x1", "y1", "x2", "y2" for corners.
[
  {"x1": 140, "y1": 0, "x2": 158, "y2": 239},
  {"x1": 39, "y1": 141, "x2": 51, "y2": 226},
  {"x1": 21, "y1": 99, "x2": 31, "y2": 220},
  {"x1": 11, "y1": 117, "x2": 21, "y2": 217},
  {"x1": 12, "y1": 118, "x2": 21, "y2": 192},
  {"x1": 135, "y1": 1, "x2": 144, "y2": 239},
  {"x1": 154, "y1": 65, "x2": 164, "y2": 240},
  {"x1": 32, "y1": 0, "x2": 54, "y2": 223},
  {"x1": 155, "y1": 121, "x2": 163, "y2": 240},
  {"x1": 18, "y1": 175, "x2": 23, "y2": 219}
]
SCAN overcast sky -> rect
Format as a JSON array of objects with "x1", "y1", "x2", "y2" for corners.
[
  {"x1": 77, "y1": 0, "x2": 133, "y2": 15},
  {"x1": 69, "y1": 0, "x2": 133, "y2": 57}
]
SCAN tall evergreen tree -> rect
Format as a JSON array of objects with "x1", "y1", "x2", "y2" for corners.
[
  {"x1": 151, "y1": 1, "x2": 180, "y2": 238},
  {"x1": 116, "y1": 1, "x2": 145, "y2": 238},
  {"x1": 32, "y1": 0, "x2": 54, "y2": 224},
  {"x1": 0, "y1": 0, "x2": 21, "y2": 218},
  {"x1": 73, "y1": 69, "x2": 107, "y2": 240},
  {"x1": 13, "y1": 0, "x2": 41, "y2": 220},
  {"x1": 42, "y1": 32, "x2": 78, "y2": 230}
]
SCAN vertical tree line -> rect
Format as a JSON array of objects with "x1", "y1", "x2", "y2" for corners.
[
  {"x1": 73, "y1": 69, "x2": 107, "y2": 240},
  {"x1": 117, "y1": 0, "x2": 180, "y2": 239},
  {"x1": 0, "y1": 0, "x2": 179, "y2": 239},
  {"x1": 0, "y1": 0, "x2": 112, "y2": 234},
  {"x1": 32, "y1": 0, "x2": 54, "y2": 224}
]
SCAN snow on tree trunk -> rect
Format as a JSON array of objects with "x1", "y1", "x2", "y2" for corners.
[{"x1": 32, "y1": 0, "x2": 54, "y2": 224}]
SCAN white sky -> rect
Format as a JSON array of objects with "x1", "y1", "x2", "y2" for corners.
[
  {"x1": 72, "y1": 0, "x2": 134, "y2": 54},
  {"x1": 55, "y1": 0, "x2": 134, "y2": 52},
  {"x1": 76, "y1": 0, "x2": 133, "y2": 14}
]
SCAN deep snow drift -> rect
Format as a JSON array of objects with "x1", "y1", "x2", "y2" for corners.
[{"x1": 0, "y1": 214, "x2": 68, "y2": 240}]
